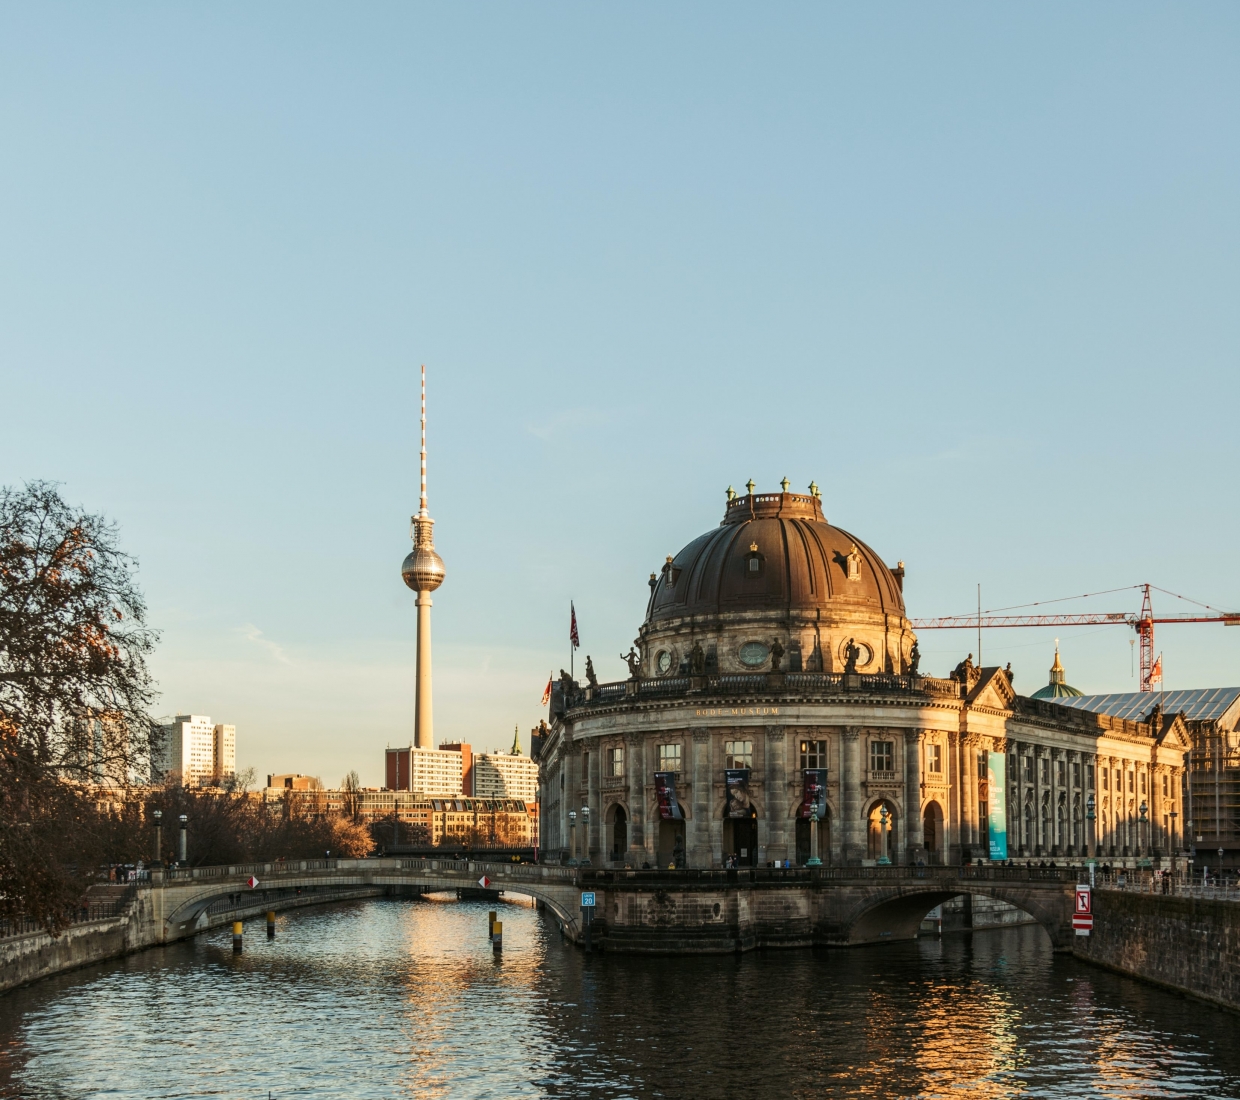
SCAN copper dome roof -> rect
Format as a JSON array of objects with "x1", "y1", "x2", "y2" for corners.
[{"x1": 646, "y1": 491, "x2": 905, "y2": 624}]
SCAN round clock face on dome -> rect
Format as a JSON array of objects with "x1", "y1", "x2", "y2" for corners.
[
  {"x1": 739, "y1": 641, "x2": 770, "y2": 668},
  {"x1": 656, "y1": 650, "x2": 673, "y2": 674}
]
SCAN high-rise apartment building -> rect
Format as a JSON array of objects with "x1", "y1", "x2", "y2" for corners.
[
  {"x1": 384, "y1": 743, "x2": 468, "y2": 796},
  {"x1": 155, "y1": 715, "x2": 237, "y2": 787},
  {"x1": 472, "y1": 728, "x2": 538, "y2": 802},
  {"x1": 213, "y1": 724, "x2": 236, "y2": 784}
]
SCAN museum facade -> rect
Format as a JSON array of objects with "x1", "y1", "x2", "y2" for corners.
[{"x1": 537, "y1": 487, "x2": 1189, "y2": 868}]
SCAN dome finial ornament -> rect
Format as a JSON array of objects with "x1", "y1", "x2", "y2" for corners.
[
  {"x1": 726, "y1": 485, "x2": 736, "y2": 502},
  {"x1": 808, "y1": 480, "x2": 819, "y2": 499},
  {"x1": 780, "y1": 476, "x2": 790, "y2": 492},
  {"x1": 745, "y1": 478, "x2": 755, "y2": 495}
]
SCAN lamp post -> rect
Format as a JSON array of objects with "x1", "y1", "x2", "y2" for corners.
[
  {"x1": 806, "y1": 787, "x2": 823, "y2": 868},
  {"x1": 568, "y1": 810, "x2": 577, "y2": 866},
  {"x1": 1138, "y1": 800, "x2": 1150, "y2": 869},
  {"x1": 1086, "y1": 793, "x2": 1096, "y2": 860},
  {"x1": 877, "y1": 804, "x2": 891, "y2": 865},
  {"x1": 1169, "y1": 809, "x2": 1178, "y2": 854},
  {"x1": 152, "y1": 810, "x2": 163, "y2": 867},
  {"x1": 581, "y1": 805, "x2": 590, "y2": 865},
  {"x1": 177, "y1": 814, "x2": 188, "y2": 866}
]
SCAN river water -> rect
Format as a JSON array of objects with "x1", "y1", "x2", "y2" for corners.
[{"x1": 2, "y1": 896, "x2": 1239, "y2": 1099}]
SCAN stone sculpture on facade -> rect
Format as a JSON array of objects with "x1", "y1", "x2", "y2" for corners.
[
  {"x1": 620, "y1": 646, "x2": 642, "y2": 680},
  {"x1": 843, "y1": 638, "x2": 861, "y2": 675},
  {"x1": 770, "y1": 639, "x2": 785, "y2": 672},
  {"x1": 585, "y1": 656, "x2": 599, "y2": 690}
]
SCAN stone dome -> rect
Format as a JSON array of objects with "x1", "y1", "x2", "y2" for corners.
[
  {"x1": 638, "y1": 488, "x2": 913, "y2": 676},
  {"x1": 1030, "y1": 646, "x2": 1082, "y2": 700},
  {"x1": 646, "y1": 490, "x2": 905, "y2": 624}
]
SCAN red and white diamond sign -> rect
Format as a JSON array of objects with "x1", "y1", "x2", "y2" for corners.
[
  {"x1": 247, "y1": 876, "x2": 260, "y2": 889},
  {"x1": 477, "y1": 875, "x2": 491, "y2": 888}
]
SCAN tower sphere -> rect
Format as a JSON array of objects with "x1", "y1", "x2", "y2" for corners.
[{"x1": 402, "y1": 544, "x2": 445, "y2": 593}]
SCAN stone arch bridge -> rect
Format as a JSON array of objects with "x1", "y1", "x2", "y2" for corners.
[{"x1": 149, "y1": 859, "x2": 1083, "y2": 954}]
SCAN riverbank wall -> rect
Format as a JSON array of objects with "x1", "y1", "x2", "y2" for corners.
[
  {"x1": 1072, "y1": 889, "x2": 1240, "y2": 1013},
  {"x1": 0, "y1": 883, "x2": 386, "y2": 995}
]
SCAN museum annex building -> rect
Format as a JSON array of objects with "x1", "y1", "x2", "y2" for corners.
[{"x1": 537, "y1": 486, "x2": 1189, "y2": 868}]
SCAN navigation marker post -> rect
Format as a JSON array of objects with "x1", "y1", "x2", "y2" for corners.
[{"x1": 581, "y1": 891, "x2": 596, "y2": 952}]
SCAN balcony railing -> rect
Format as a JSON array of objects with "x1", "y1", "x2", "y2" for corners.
[{"x1": 569, "y1": 671, "x2": 962, "y2": 711}]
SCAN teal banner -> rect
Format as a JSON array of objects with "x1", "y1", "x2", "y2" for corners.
[{"x1": 987, "y1": 751, "x2": 1008, "y2": 860}]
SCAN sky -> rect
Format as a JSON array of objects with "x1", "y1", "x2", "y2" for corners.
[{"x1": 3, "y1": 4, "x2": 1239, "y2": 788}]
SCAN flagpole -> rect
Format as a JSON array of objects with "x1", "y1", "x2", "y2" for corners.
[{"x1": 570, "y1": 600, "x2": 574, "y2": 681}]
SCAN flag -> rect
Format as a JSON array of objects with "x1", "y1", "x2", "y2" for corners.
[
  {"x1": 1149, "y1": 654, "x2": 1163, "y2": 686},
  {"x1": 570, "y1": 602, "x2": 580, "y2": 649},
  {"x1": 541, "y1": 673, "x2": 552, "y2": 706}
]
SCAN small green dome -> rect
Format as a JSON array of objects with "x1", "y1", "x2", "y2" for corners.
[{"x1": 1030, "y1": 645, "x2": 1083, "y2": 699}]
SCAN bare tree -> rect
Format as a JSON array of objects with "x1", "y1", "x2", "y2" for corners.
[
  {"x1": 0, "y1": 482, "x2": 159, "y2": 927},
  {"x1": 341, "y1": 769, "x2": 362, "y2": 822}
]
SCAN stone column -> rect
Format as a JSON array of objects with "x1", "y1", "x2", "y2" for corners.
[
  {"x1": 841, "y1": 726, "x2": 862, "y2": 864},
  {"x1": 947, "y1": 730, "x2": 961, "y2": 864},
  {"x1": 587, "y1": 743, "x2": 600, "y2": 859},
  {"x1": 691, "y1": 731, "x2": 712, "y2": 868},
  {"x1": 626, "y1": 734, "x2": 645, "y2": 865},
  {"x1": 764, "y1": 726, "x2": 788, "y2": 864},
  {"x1": 960, "y1": 736, "x2": 977, "y2": 856},
  {"x1": 903, "y1": 728, "x2": 925, "y2": 862}
]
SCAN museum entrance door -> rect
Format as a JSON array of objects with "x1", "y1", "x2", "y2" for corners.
[{"x1": 723, "y1": 814, "x2": 758, "y2": 866}]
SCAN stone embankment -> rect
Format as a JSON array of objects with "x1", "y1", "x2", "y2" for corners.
[
  {"x1": 1073, "y1": 888, "x2": 1240, "y2": 1013},
  {"x1": 0, "y1": 879, "x2": 384, "y2": 994}
]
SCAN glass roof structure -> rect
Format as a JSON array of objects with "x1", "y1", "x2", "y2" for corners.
[{"x1": 1052, "y1": 688, "x2": 1240, "y2": 727}]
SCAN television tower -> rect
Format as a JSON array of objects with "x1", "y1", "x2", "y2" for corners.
[{"x1": 401, "y1": 365, "x2": 446, "y2": 748}]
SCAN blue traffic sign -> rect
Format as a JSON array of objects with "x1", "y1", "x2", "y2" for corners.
[{"x1": 581, "y1": 891, "x2": 596, "y2": 908}]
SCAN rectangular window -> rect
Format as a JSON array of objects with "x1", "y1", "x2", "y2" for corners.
[
  {"x1": 1041, "y1": 759, "x2": 1050, "y2": 785},
  {"x1": 977, "y1": 751, "x2": 987, "y2": 779},
  {"x1": 1140, "y1": 771, "x2": 1146, "y2": 795},
  {"x1": 928, "y1": 744, "x2": 943, "y2": 774},
  {"x1": 1023, "y1": 756, "x2": 1033, "y2": 783},
  {"x1": 1087, "y1": 764, "x2": 1095, "y2": 790},
  {"x1": 800, "y1": 740, "x2": 826, "y2": 769},
  {"x1": 1056, "y1": 761, "x2": 1065, "y2": 786},
  {"x1": 724, "y1": 740, "x2": 752, "y2": 769},
  {"x1": 1128, "y1": 771, "x2": 1134, "y2": 793},
  {"x1": 1162, "y1": 774, "x2": 1169, "y2": 797},
  {"x1": 870, "y1": 740, "x2": 894, "y2": 773},
  {"x1": 658, "y1": 743, "x2": 682, "y2": 772},
  {"x1": 1073, "y1": 762, "x2": 1081, "y2": 787},
  {"x1": 607, "y1": 747, "x2": 624, "y2": 777}
]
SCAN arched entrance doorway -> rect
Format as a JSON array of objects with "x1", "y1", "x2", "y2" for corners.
[
  {"x1": 607, "y1": 804, "x2": 627, "y2": 863},
  {"x1": 795, "y1": 809, "x2": 831, "y2": 865},
  {"x1": 657, "y1": 810, "x2": 687, "y2": 867},
  {"x1": 922, "y1": 801, "x2": 944, "y2": 864},
  {"x1": 723, "y1": 811, "x2": 758, "y2": 866},
  {"x1": 867, "y1": 799, "x2": 898, "y2": 862}
]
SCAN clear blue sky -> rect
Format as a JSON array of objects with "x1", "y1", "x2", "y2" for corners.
[{"x1": 3, "y1": 4, "x2": 1238, "y2": 787}]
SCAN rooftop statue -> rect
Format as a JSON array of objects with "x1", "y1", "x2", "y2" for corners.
[
  {"x1": 690, "y1": 641, "x2": 706, "y2": 675},
  {"x1": 843, "y1": 638, "x2": 861, "y2": 675},
  {"x1": 770, "y1": 639, "x2": 785, "y2": 672},
  {"x1": 908, "y1": 640, "x2": 921, "y2": 676},
  {"x1": 621, "y1": 646, "x2": 642, "y2": 680},
  {"x1": 585, "y1": 656, "x2": 599, "y2": 690}
]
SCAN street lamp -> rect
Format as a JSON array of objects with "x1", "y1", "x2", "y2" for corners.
[
  {"x1": 806, "y1": 786, "x2": 823, "y2": 868},
  {"x1": 568, "y1": 810, "x2": 577, "y2": 866},
  {"x1": 177, "y1": 814, "x2": 188, "y2": 865},
  {"x1": 877, "y1": 804, "x2": 892, "y2": 865},
  {"x1": 152, "y1": 809, "x2": 163, "y2": 866},
  {"x1": 581, "y1": 805, "x2": 590, "y2": 864},
  {"x1": 1086, "y1": 794, "x2": 1096, "y2": 859}
]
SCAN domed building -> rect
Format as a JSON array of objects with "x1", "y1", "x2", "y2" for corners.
[
  {"x1": 1030, "y1": 646, "x2": 1084, "y2": 700},
  {"x1": 538, "y1": 485, "x2": 1189, "y2": 870}
]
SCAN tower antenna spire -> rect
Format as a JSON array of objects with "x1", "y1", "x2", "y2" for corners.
[{"x1": 419, "y1": 363, "x2": 428, "y2": 518}]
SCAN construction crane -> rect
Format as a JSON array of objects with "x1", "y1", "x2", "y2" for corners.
[{"x1": 910, "y1": 583, "x2": 1240, "y2": 692}]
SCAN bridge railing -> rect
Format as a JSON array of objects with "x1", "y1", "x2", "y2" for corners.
[
  {"x1": 159, "y1": 857, "x2": 579, "y2": 886},
  {"x1": 576, "y1": 864, "x2": 1085, "y2": 887}
]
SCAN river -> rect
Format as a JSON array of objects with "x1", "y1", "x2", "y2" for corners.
[{"x1": 1, "y1": 895, "x2": 1238, "y2": 1099}]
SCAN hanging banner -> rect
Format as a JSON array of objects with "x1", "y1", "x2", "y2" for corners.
[
  {"x1": 798, "y1": 769, "x2": 827, "y2": 820},
  {"x1": 987, "y1": 751, "x2": 1008, "y2": 860},
  {"x1": 653, "y1": 772, "x2": 684, "y2": 820},
  {"x1": 725, "y1": 769, "x2": 753, "y2": 818}
]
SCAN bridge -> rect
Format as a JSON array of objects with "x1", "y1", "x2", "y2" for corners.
[{"x1": 145, "y1": 858, "x2": 1085, "y2": 953}]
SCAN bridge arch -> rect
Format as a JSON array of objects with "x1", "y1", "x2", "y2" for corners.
[{"x1": 834, "y1": 881, "x2": 1072, "y2": 949}]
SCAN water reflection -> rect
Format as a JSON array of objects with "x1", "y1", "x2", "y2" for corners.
[{"x1": 0, "y1": 898, "x2": 1238, "y2": 1098}]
